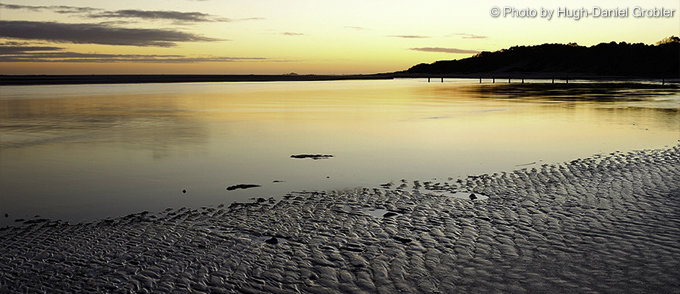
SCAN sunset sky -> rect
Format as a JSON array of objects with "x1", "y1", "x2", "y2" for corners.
[{"x1": 1, "y1": 0, "x2": 678, "y2": 74}]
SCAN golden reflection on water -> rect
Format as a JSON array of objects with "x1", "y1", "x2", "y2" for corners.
[{"x1": 0, "y1": 80, "x2": 678, "y2": 224}]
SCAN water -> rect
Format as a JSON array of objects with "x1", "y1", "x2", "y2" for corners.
[{"x1": 1, "y1": 79, "x2": 678, "y2": 225}]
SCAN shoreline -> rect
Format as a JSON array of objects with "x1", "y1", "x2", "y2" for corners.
[
  {"x1": 1, "y1": 145, "x2": 679, "y2": 292},
  {"x1": 1, "y1": 73, "x2": 678, "y2": 86}
]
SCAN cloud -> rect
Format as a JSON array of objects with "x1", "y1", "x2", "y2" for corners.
[
  {"x1": 281, "y1": 32, "x2": 304, "y2": 36},
  {"x1": 238, "y1": 17, "x2": 265, "y2": 21},
  {"x1": 89, "y1": 10, "x2": 222, "y2": 22},
  {"x1": 388, "y1": 35, "x2": 429, "y2": 39},
  {"x1": 0, "y1": 21, "x2": 221, "y2": 47},
  {"x1": 410, "y1": 47, "x2": 480, "y2": 54},
  {"x1": 0, "y1": 3, "x2": 100, "y2": 14},
  {"x1": 0, "y1": 41, "x2": 32, "y2": 46},
  {"x1": 454, "y1": 33, "x2": 488, "y2": 39},
  {"x1": 96, "y1": 20, "x2": 135, "y2": 26},
  {"x1": 0, "y1": 45, "x2": 63, "y2": 53},
  {"x1": 0, "y1": 3, "x2": 263, "y2": 23},
  {"x1": 0, "y1": 46, "x2": 268, "y2": 63}
]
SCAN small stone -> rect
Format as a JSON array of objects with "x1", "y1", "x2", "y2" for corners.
[
  {"x1": 393, "y1": 236, "x2": 412, "y2": 244},
  {"x1": 383, "y1": 212, "x2": 398, "y2": 218},
  {"x1": 4, "y1": 213, "x2": 7, "y2": 218},
  {"x1": 182, "y1": 189, "x2": 187, "y2": 194},
  {"x1": 265, "y1": 237, "x2": 278, "y2": 245},
  {"x1": 469, "y1": 193, "x2": 477, "y2": 200},
  {"x1": 226, "y1": 184, "x2": 261, "y2": 191},
  {"x1": 290, "y1": 154, "x2": 333, "y2": 160}
]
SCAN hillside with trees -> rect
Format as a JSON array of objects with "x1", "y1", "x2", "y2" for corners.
[{"x1": 404, "y1": 37, "x2": 679, "y2": 78}]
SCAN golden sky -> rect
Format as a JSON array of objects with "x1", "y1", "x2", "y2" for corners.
[{"x1": 0, "y1": 0, "x2": 678, "y2": 74}]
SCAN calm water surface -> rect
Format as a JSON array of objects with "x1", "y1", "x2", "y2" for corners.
[{"x1": 1, "y1": 79, "x2": 679, "y2": 225}]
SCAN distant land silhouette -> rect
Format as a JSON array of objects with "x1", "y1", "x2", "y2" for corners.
[
  {"x1": 1, "y1": 37, "x2": 678, "y2": 85},
  {"x1": 403, "y1": 36, "x2": 679, "y2": 78}
]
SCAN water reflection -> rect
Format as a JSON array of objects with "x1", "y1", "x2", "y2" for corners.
[
  {"x1": 0, "y1": 93, "x2": 209, "y2": 154},
  {"x1": 1, "y1": 80, "x2": 678, "y2": 225},
  {"x1": 458, "y1": 82, "x2": 679, "y2": 102}
]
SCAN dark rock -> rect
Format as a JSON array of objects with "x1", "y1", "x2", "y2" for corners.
[
  {"x1": 4, "y1": 213, "x2": 7, "y2": 218},
  {"x1": 393, "y1": 236, "x2": 412, "y2": 244},
  {"x1": 265, "y1": 237, "x2": 278, "y2": 245},
  {"x1": 290, "y1": 154, "x2": 333, "y2": 160},
  {"x1": 182, "y1": 189, "x2": 187, "y2": 194},
  {"x1": 256, "y1": 197, "x2": 266, "y2": 203},
  {"x1": 383, "y1": 212, "x2": 399, "y2": 218},
  {"x1": 226, "y1": 184, "x2": 261, "y2": 191},
  {"x1": 469, "y1": 193, "x2": 478, "y2": 200},
  {"x1": 272, "y1": 180, "x2": 284, "y2": 183}
]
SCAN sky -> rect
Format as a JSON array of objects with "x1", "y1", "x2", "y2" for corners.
[{"x1": 0, "y1": 0, "x2": 678, "y2": 74}]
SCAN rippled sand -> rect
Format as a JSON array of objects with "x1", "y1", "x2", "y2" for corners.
[{"x1": 1, "y1": 146, "x2": 679, "y2": 293}]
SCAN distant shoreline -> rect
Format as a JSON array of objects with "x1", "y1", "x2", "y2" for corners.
[
  {"x1": 0, "y1": 74, "x2": 394, "y2": 86},
  {"x1": 0, "y1": 73, "x2": 677, "y2": 86}
]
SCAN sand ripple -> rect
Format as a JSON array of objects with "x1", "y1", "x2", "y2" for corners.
[{"x1": 1, "y1": 146, "x2": 679, "y2": 293}]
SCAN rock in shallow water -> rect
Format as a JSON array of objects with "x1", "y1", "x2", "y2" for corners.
[
  {"x1": 383, "y1": 212, "x2": 399, "y2": 218},
  {"x1": 290, "y1": 154, "x2": 334, "y2": 160},
  {"x1": 226, "y1": 184, "x2": 261, "y2": 191}
]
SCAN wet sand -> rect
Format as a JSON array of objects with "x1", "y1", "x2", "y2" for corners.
[{"x1": 1, "y1": 145, "x2": 679, "y2": 293}]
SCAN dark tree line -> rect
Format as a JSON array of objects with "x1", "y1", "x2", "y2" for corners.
[{"x1": 406, "y1": 37, "x2": 679, "y2": 78}]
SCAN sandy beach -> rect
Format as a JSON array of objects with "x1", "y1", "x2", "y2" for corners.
[{"x1": 1, "y1": 145, "x2": 679, "y2": 293}]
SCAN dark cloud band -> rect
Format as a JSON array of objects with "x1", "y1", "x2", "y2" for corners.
[
  {"x1": 90, "y1": 10, "x2": 221, "y2": 22},
  {"x1": 0, "y1": 45, "x2": 64, "y2": 53},
  {"x1": 0, "y1": 3, "x2": 262, "y2": 23},
  {"x1": 0, "y1": 46, "x2": 267, "y2": 63},
  {"x1": 0, "y1": 3, "x2": 99, "y2": 14},
  {"x1": 0, "y1": 21, "x2": 221, "y2": 47}
]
